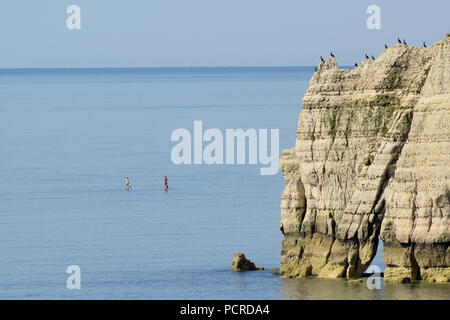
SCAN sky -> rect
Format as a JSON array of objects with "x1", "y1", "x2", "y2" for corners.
[{"x1": 0, "y1": 0, "x2": 448, "y2": 68}]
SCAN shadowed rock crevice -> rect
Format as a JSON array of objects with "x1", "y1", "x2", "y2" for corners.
[{"x1": 280, "y1": 36, "x2": 450, "y2": 282}]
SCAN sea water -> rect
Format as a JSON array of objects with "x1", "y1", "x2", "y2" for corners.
[{"x1": 0, "y1": 67, "x2": 448, "y2": 299}]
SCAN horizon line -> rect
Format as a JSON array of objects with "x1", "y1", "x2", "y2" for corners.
[{"x1": 0, "y1": 65, "x2": 342, "y2": 71}]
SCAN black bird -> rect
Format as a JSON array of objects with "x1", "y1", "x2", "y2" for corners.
[
  {"x1": 423, "y1": 41, "x2": 427, "y2": 48},
  {"x1": 372, "y1": 55, "x2": 375, "y2": 60},
  {"x1": 320, "y1": 56, "x2": 324, "y2": 62},
  {"x1": 354, "y1": 63, "x2": 358, "y2": 67},
  {"x1": 403, "y1": 39, "x2": 407, "y2": 45},
  {"x1": 365, "y1": 53, "x2": 369, "y2": 59},
  {"x1": 398, "y1": 38, "x2": 402, "y2": 44},
  {"x1": 385, "y1": 44, "x2": 388, "y2": 49},
  {"x1": 330, "y1": 52, "x2": 335, "y2": 58}
]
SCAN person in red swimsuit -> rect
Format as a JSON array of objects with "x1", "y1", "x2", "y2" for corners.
[{"x1": 163, "y1": 176, "x2": 168, "y2": 191}]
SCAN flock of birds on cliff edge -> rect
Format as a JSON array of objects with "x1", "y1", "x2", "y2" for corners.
[{"x1": 314, "y1": 38, "x2": 428, "y2": 71}]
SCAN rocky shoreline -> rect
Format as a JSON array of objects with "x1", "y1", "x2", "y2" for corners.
[{"x1": 279, "y1": 35, "x2": 450, "y2": 283}]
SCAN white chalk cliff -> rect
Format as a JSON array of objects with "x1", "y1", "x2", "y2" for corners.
[{"x1": 280, "y1": 35, "x2": 450, "y2": 283}]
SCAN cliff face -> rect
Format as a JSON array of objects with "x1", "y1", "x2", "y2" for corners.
[{"x1": 279, "y1": 36, "x2": 450, "y2": 282}]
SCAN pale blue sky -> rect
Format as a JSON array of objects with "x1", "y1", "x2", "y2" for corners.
[{"x1": 0, "y1": 0, "x2": 448, "y2": 68}]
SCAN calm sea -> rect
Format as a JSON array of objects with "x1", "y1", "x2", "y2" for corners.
[{"x1": 0, "y1": 67, "x2": 448, "y2": 299}]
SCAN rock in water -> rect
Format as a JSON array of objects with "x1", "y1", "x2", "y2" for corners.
[
  {"x1": 231, "y1": 253, "x2": 257, "y2": 272},
  {"x1": 279, "y1": 35, "x2": 450, "y2": 283}
]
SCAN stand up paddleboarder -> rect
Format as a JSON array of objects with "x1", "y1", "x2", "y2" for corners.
[
  {"x1": 125, "y1": 177, "x2": 132, "y2": 190},
  {"x1": 163, "y1": 176, "x2": 168, "y2": 191}
]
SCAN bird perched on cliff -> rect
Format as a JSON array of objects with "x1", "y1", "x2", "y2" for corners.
[
  {"x1": 320, "y1": 56, "x2": 324, "y2": 62},
  {"x1": 371, "y1": 55, "x2": 375, "y2": 60},
  {"x1": 403, "y1": 39, "x2": 407, "y2": 45},
  {"x1": 398, "y1": 38, "x2": 402, "y2": 44},
  {"x1": 423, "y1": 41, "x2": 427, "y2": 48},
  {"x1": 385, "y1": 44, "x2": 388, "y2": 49},
  {"x1": 365, "y1": 53, "x2": 369, "y2": 59},
  {"x1": 330, "y1": 52, "x2": 335, "y2": 58},
  {"x1": 354, "y1": 63, "x2": 358, "y2": 67}
]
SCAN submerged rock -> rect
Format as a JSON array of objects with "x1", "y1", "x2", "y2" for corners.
[
  {"x1": 384, "y1": 267, "x2": 412, "y2": 284},
  {"x1": 279, "y1": 35, "x2": 450, "y2": 283},
  {"x1": 231, "y1": 253, "x2": 257, "y2": 272},
  {"x1": 270, "y1": 267, "x2": 280, "y2": 271},
  {"x1": 347, "y1": 278, "x2": 364, "y2": 284}
]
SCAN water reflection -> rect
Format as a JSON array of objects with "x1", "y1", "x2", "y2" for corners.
[{"x1": 280, "y1": 277, "x2": 450, "y2": 300}]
